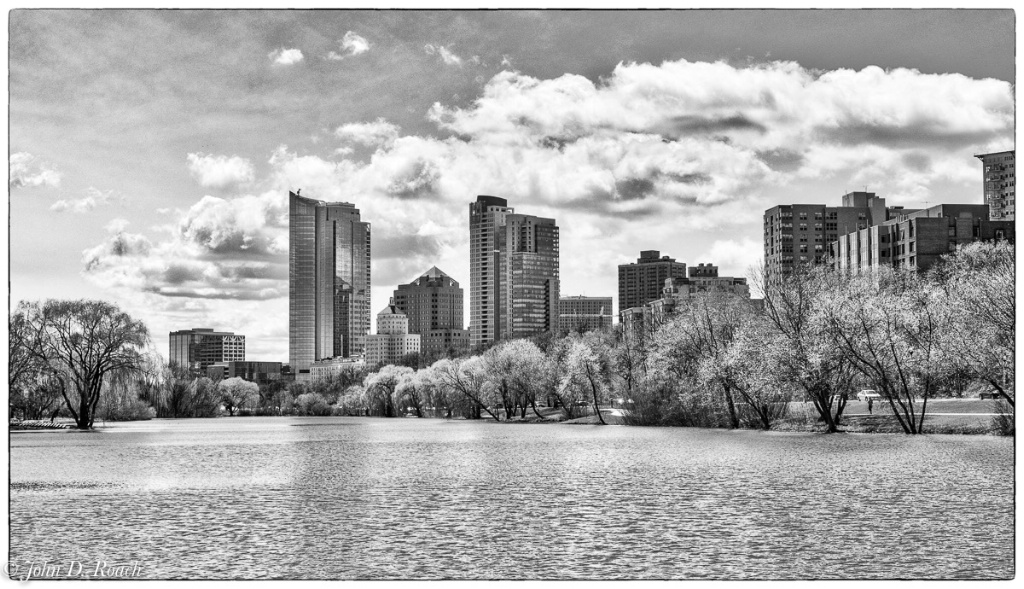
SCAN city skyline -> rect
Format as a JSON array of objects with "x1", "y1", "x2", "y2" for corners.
[{"x1": 8, "y1": 9, "x2": 1015, "y2": 361}]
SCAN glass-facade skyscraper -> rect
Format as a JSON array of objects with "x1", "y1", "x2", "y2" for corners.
[
  {"x1": 289, "y1": 191, "x2": 371, "y2": 378},
  {"x1": 469, "y1": 196, "x2": 559, "y2": 349}
]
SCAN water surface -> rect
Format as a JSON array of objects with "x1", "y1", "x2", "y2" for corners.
[{"x1": 8, "y1": 417, "x2": 1014, "y2": 579}]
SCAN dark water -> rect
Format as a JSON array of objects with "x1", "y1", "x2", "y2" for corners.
[{"x1": 7, "y1": 417, "x2": 1014, "y2": 579}]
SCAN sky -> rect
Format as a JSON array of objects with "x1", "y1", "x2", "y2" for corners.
[{"x1": 7, "y1": 8, "x2": 1016, "y2": 362}]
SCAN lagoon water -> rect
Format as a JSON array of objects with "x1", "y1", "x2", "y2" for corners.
[{"x1": 8, "y1": 416, "x2": 1014, "y2": 579}]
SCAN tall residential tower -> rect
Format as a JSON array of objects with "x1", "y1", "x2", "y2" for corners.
[
  {"x1": 289, "y1": 191, "x2": 371, "y2": 379},
  {"x1": 469, "y1": 196, "x2": 559, "y2": 349},
  {"x1": 975, "y1": 150, "x2": 1015, "y2": 221}
]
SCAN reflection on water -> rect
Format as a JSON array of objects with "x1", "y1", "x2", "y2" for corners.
[{"x1": 9, "y1": 417, "x2": 1014, "y2": 579}]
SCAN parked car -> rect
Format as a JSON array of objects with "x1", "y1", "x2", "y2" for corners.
[{"x1": 857, "y1": 389, "x2": 881, "y2": 402}]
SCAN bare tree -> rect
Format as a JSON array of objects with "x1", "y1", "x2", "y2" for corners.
[
  {"x1": 16, "y1": 300, "x2": 149, "y2": 429},
  {"x1": 753, "y1": 264, "x2": 854, "y2": 432},
  {"x1": 931, "y1": 241, "x2": 1015, "y2": 406},
  {"x1": 822, "y1": 269, "x2": 951, "y2": 434}
]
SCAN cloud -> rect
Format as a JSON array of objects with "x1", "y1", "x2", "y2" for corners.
[
  {"x1": 334, "y1": 118, "x2": 401, "y2": 148},
  {"x1": 10, "y1": 152, "x2": 61, "y2": 189},
  {"x1": 81, "y1": 58, "x2": 1012, "y2": 346},
  {"x1": 177, "y1": 192, "x2": 287, "y2": 256},
  {"x1": 50, "y1": 187, "x2": 117, "y2": 213},
  {"x1": 424, "y1": 44, "x2": 463, "y2": 66},
  {"x1": 186, "y1": 153, "x2": 255, "y2": 188},
  {"x1": 82, "y1": 206, "x2": 287, "y2": 302},
  {"x1": 326, "y1": 31, "x2": 369, "y2": 60},
  {"x1": 704, "y1": 237, "x2": 764, "y2": 279},
  {"x1": 269, "y1": 47, "x2": 304, "y2": 65}
]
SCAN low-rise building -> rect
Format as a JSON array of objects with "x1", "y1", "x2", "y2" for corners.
[
  {"x1": 829, "y1": 204, "x2": 1015, "y2": 273},
  {"x1": 365, "y1": 299, "x2": 421, "y2": 367},
  {"x1": 310, "y1": 356, "x2": 367, "y2": 382},
  {"x1": 619, "y1": 264, "x2": 750, "y2": 335},
  {"x1": 206, "y1": 361, "x2": 282, "y2": 385},
  {"x1": 559, "y1": 296, "x2": 613, "y2": 333}
]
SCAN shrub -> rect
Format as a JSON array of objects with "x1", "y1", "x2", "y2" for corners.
[
  {"x1": 97, "y1": 398, "x2": 156, "y2": 421},
  {"x1": 992, "y1": 400, "x2": 1014, "y2": 436},
  {"x1": 294, "y1": 392, "x2": 332, "y2": 416}
]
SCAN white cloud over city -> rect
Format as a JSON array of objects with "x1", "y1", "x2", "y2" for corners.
[{"x1": 75, "y1": 57, "x2": 1013, "y2": 356}]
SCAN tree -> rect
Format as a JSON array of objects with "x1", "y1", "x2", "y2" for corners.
[
  {"x1": 16, "y1": 300, "x2": 149, "y2": 429},
  {"x1": 754, "y1": 265, "x2": 854, "y2": 432},
  {"x1": 363, "y1": 365, "x2": 413, "y2": 417},
  {"x1": 219, "y1": 377, "x2": 259, "y2": 416},
  {"x1": 435, "y1": 357, "x2": 501, "y2": 421},
  {"x1": 931, "y1": 241, "x2": 1015, "y2": 407},
  {"x1": 558, "y1": 333, "x2": 613, "y2": 424},
  {"x1": 822, "y1": 269, "x2": 951, "y2": 434}
]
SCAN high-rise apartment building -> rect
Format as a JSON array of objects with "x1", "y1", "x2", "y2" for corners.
[
  {"x1": 617, "y1": 250, "x2": 688, "y2": 314},
  {"x1": 763, "y1": 192, "x2": 913, "y2": 275},
  {"x1": 168, "y1": 328, "x2": 245, "y2": 371},
  {"x1": 499, "y1": 213, "x2": 560, "y2": 341},
  {"x1": 365, "y1": 299, "x2": 421, "y2": 367},
  {"x1": 559, "y1": 296, "x2": 613, "y2": 333},
  {"x1": 289, "y1": 191, "x2": 371, "y2": 380},
  {"x1": 469, "y1": 196, "x2": 559, "y2": 349},
  {"x1": 830, "y1": 204, "x2": 1015, "y2": 273},
  {"x1": 975, "y1": 150, "x2": 1015, "y2": 221},
  {"x1": 393, "y1": 266, "x2": 470, "y2": 358},
  {"x1": 469, "y1": 196, "x2": 513, "y2": 349}
]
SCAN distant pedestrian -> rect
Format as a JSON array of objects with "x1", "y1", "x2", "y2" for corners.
[{"x1": 867, "y1": 398, "x2": 874, "y2": 414}]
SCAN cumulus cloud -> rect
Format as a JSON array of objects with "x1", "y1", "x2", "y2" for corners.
[
  {"x1": 10, "y1": 152, "x2": 61, "y2": 189},
  {"x1": 186, "y1": 153, "x2": 255, "y2": 188},
  {"x1": 327, "y1": 31, "x2": 369, "y2": 60},
  {"x1": 82, "y1": 58, "x2": 1012, "y2": 345},
  {"x1": 82, "y1": 197, "x2": 287, "y2": 302},
  {"x1": 50, "y1": 187, "x2": 117, "y2": 213},
  {"x1": 269, "y1": 47, "x2": 304, "y2": 65},
  {"x1": 178, "y1": 192, "x2": 287, "y2": 256},
  {"x1": 334, "y1": 118, "x2": 401, "y2": 148},
  {"x1": 425, "y1": 44, "x2": 463, "y2": 66}
]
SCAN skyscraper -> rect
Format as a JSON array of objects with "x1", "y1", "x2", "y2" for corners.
[
  {"x1": 469, "y1": 195, "x2": 513, "y2": 349},
  {"x1": 289, "y1": 191, "x2": 371, "y2": 379},
  {"x1": 393, "y1": 266, "x2": 469, "y2": 358},
  {"x1": 975, "y1": 150, "x2": 1015, "y2": 221},
  {"x1": 469, "y1": 196, "x2": 559, "y2": 349}
]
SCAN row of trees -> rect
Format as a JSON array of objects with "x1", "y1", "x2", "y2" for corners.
[
  {"x1": 351, "y1": 241, "x2": 1013, "y2": 435},
  {"x1": 8, "y1": 242, "x2": 1013, "y2": 434}
]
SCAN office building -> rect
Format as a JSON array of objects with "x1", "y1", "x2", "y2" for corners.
[
  {"x1": 830, "y1": 204, "x2": 1015, "y2": 273},
  {"x1": 289, "y1": 191, "x2": 371, "y2": 380},
  {"x1": 559, "y1": 296, "x2": 613, "y2": 333},
  {"x1": 393, "y1": 267, "x2": 470, "y2": 358},
  {"x1": 763, "y1": 192, "x2": 914, "y2": 275},
  {"x1": 206, "y1": 361, "x2": 282, "y2": 385},
  {"x1": 469, "y1": 196, "x2": 559, "y2": 348},
  {"x1": 168, "y1": 328, "x2": 245, "y2": 371},
  {"x1": 365, "y1": 299, "x2": 421, "y2": 367},
  {"x1": 617, "y1": 251, "x2": 688, "y2": 314},
  {"x1": 975, "y1": 150, "x2": 1015, "y2": 221}
]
